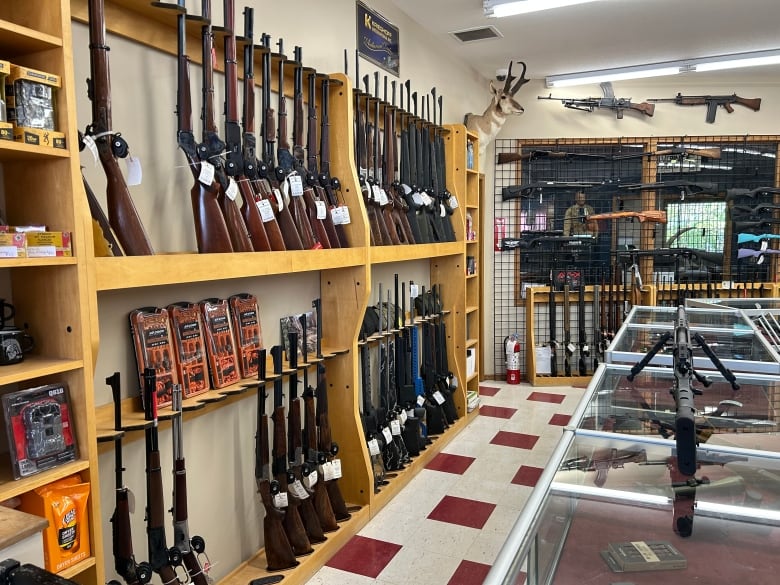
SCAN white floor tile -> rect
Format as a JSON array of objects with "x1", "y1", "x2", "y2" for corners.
[{"x1": 377, "y1": 545, "x2": 459, "y2": 585}]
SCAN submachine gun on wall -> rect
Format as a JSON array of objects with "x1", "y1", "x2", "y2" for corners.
[{"x1": 538, "y1": 82, "x2": 655, "y2": 119}]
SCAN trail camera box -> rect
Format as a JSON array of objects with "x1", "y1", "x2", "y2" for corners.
[
  {"x1": 0, "y1": 232, "x2": 27, "y2": 258},
  {"x1": 229, "y1": 293, "x2": 263, "y2": 379},
  {"x1": 24, "y1": 231, "x2": 72, "y2": 257},
  {"x1": 6, "y1": 65, "x2": 65, "y2": 149},
  {"x1": 0, "y1": 60, "x2": 11, "y2": 140},
  {"x1": 199, "y1": 298, "x2": 240, "y2": 389},
  {"x1": 129, "y1": 307, "x2": 178, "y2": 408},
  {"x1": 12, "y1": 126, "x2": 66, "y2": 149},
  {"x1": 167, "y1": 301, "x2": 210, "y2": 399}
]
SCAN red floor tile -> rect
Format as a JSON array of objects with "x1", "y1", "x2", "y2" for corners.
[
  {"x1": 511, "y1": 465, "x2": 545, "y2": 487},
  {"x1": 447, "y1": 559, "x2": 492, "y2": 585},
  {"x1": 325, "y1": 535, "x2": 402, "y2": 578},
  {"x1": 490, "y1": 430, "x2": 539, "y2": 450},
  {"x1": 549, "y1": 413, "x2": 571, "y2": 426},
  {"x1": 527, "y1": 391, "x2": 565, "y2": 404},
  {"x1": 425, "y1": 452, "x2": 476, "y2": 475},
  {"x1": 479, "y1": 404, "x2": 518, "y2": 419},
  {"x1": 428, "y1": 495, "x2": 496, "y2": 529},
  {"x1": 479, "y1": 385, "x2": 500, "y2": 396}
]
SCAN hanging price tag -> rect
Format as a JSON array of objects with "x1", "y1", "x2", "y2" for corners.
[
  {"x1": 257, "y1": 198, "x2": 275, "y2": 222},
  {"x1": 433, "y1": 390, "x2": 446, "y2": 405},
  {"x1": 368, "y1": 438, "x2": 381, "y2": 456},
  {"x1": 289, "y1": 479, "x2": 309, "y2": 500},
  {"x1": 226, "y1": 177, "x2": 239, "y2": 201},
  {"x1": 377, "y1": 187, "x2": 390, "y2": 206},
  {"x1": 382, "y1": 427, "x2": 393, "y2": 444},
  {"x1": 390, "y1": 419, "x2": 402, "y2": 436},
  {"x1": 412, "y1": 191, "x2": 424, "y2": 205},
  {"x1": 320, "y1": 461, "x2": 336, "y2": 481},
  {"x1": 272, "y1": 492, "x2": 288, "y2": 508},
  {"x1": 417, "y1": 395, "x2": 425, "y2": 407},
  {"x1": 399, "y1": 409, "x2": 408, "y2": 425},
  {"x1": 198, "y1": 161, "x2": 215, "y2": 186},
  {"x1": 315, "y1": 200, "x2": 327, "y2": 219},
  {"x1": 330, "y1": 206, "x2": 344, "y2": 225},
  {"x1": 448, "y1": 194, "x2": 459, "y2": 209},
  {"x1": 302, "y1": 469, "x2": 318, "y2": 489},
  {"x1": 330, "y1": 458, "x2": 342, "y2": 479},
  {"x1": 125, "y1": 155, "x2": 143, "y2": 186},
  {"x1": 81, "y1": 134, "x2": 99, "y2": 165},
  {"x1": 339, "y1": 205, "x2": 352, "y2": 224},
  {"x1": 273, "y1": 188, "x2": 284, "y2": 211},
  {"x1": 288, "y1": 174, "x2": 304, "y2": 197}
]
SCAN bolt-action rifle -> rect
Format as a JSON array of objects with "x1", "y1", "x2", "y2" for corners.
[
  {"x1": 497, "y1": 150, "x2": 609, "y2": 164},
  {"x1": 647, "y1": 93, "x2": 761, "y2": 123},
  {"x1": 142, "y1": 369, "x2": 179, "y2": 585},
  {"x1": 85, "y1": 0, "x2": 153, "y2": 255},
  {"x1": 737, "y1": 248, "x2": 780, "y2": 261},
  {"x1": 586, "y1": 210, "x2": 667, "y2": 224},
  {"x1": 538, "y1": 82, "x2": 654, "y2": 119},
  {"x1": 501, "y1": 181, "x2": 597, "y2": 201},
  {"x1": 612, "y1": 145, "x2": 722, "y2": 160},
  {"x1": 318, "y1": 75, "x2": 350, "y2": 247},
  {"x1": 107, "y1": 373, "x2": 152, "y2": 585},
  {"x1": 624, "y1": 180, "x2": 718, "y2": 198},
  {"x1": 501, "y1": 234, "x2": 594, "y2": 251},
  {"x1": 733, "y1": 218, "x2": 780, "y2": 232},
  {"x1": 726, "y1": 186, "x2": 780, "y2": 202},
  {"x1": 737, "y1": 233, "x2": 780, "y2": 245},
  {"x1": 732, "y1": 203, "x2": 780, "y2": 217},
  {"x1": 254, "y1": 349, "x2": 298, "y2": 571}
]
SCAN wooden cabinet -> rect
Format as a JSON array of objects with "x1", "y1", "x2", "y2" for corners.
[{"x1": 0, "y1": 1, "x2": 103, "y2": 583}]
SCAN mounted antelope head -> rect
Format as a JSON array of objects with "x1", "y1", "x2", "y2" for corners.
[{"x1": 465, "y1": 61, "x2": 529, "y2": 164}]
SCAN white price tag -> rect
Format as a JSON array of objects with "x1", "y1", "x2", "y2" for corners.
[
  {"x1": 81, "y1": 134, "x2": 99, "y2": 165},
  {"x1": 390, "y1": 419, "x2": 402, "y2": 436},
  {"x1": 257, "y1": 198, "x2": 275, "y2": 222},
  {"x1": 416, "y1": 395, "x2": 426, "y2": 407},
  {"x1": 448, "y1": 194, "x2": 459, "y2": 209},
  {"x1": 339, "y1": 205, "x2": 351, "y2": 225},
  {"x1": 289, "y1": 479, "x2": 309, "y2": 500},
  {"x1": 378, "y1": 188, "x2": 390, "y2": 206},
  {"x1": 320, "y1": 461, "x2": 336, "y2": 481},
  {"x1": 566, "y1": 342, "x2": 576, "y2": 353},
  {"x1": 303, "y1": 469, "x2": 318, "y2": 489},
  {"x1": 288, "y1": 174, "x2": 304, "y2": 197},
  {"x1": 582, "y1": 343, "x2": 590, "y2": 353},
  {"x1": 368, "y1": 438, "x2": 381, "y2": 456},
  {"x1": 421, "y1": 192, "x2": 434, "y2": 206},
  {"x1": 433, "y1": 390, "x2": 446, "y2": 405},
  {"x1": 399, "y1": 409, "x2": 408, "y2": 425},
  {"x1": 330, "y1": 206, "x2": 344, "y2": 225},
  {"x1": 125, "y1": 155, "x2": 143, "y2": 186},
  {"x1": 330, "y1": 458, "x2": 342, "y2": 479},
  {"x1": 272, "y1": 492, "x2": 288, "y2": 508},
  {"x1": 315, "y1": 200, "x2": 327, "y2": 220},
  {"x1": 382, "y1": 427, "x2": 393, "y2": 444},
  {"x1": 412, "y1": 192, "x2": 424, "y2": 206},
  {"x1": 371, "y1": 184, "x2": 384, "y2": 205},
  {"x1": 226, "y1": 177, "x2": 239, "y2": 201},
  {"x1": 273, "y1": 188, "x2": 284, "y2": 211},
  {"x1": 439, "y1": 203, "x2": 446, "y2": 218},
  {"x1": 198, "y1": 160, "x2": 215, "y2": 186}
]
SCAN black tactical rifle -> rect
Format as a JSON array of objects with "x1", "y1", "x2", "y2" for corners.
[
  {"x1": 578, "y1": 282, "x2": 589, "y2": 376},
  {"x1": 548, "y1": 273, "x2": 558, "y2": 377},
  {"x1": 725, "y1": 186, "x2": 780, "y2": 201},
  {"x1": 502, "y1": 181, "x2": 597, "y2": 201},
  {"x1": 107, "y1": 373, "x2": 152, "y2": 585},
  {"x1": 501, "y1": 234, "x2": 595, "y2": 251},
  {"x1": 419, "y1": 286, "x2": 450, "y2": 433},
  {"x1": 359, "y1": 329, "x2": 388, "y2": 492},
  {"x1": 563, "y1": 284, "x2": 572, "y2": 377}
]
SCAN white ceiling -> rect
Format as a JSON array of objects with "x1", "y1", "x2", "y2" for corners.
[{"x1": 388, "y1": 0, "x2": 780, "y2": 84}]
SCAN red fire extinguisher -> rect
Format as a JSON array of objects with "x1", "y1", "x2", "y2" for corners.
[{"x1": 505, "y1": 334, "x2": 521, "y2": 384}]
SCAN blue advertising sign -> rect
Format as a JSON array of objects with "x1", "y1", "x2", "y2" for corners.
[{"x1": 357, "y1": 1, "x2": 399, "y2": 76}]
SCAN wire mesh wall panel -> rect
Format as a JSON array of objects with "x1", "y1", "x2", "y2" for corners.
[{"x1": 493, "y1": 136, "x2": 780, "y2": 380}]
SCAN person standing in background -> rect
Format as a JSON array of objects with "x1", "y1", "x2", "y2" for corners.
[{"x1": 563, "y1": 191, "x2": 598, "y2": 237}]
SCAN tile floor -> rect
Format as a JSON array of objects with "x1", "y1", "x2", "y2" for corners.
[{"x1": 305, "y1": 380, "x2": 582, "y2": 585}]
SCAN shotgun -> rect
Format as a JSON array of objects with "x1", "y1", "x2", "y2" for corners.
[
  {"x1": 389, "y1": 81, "x2": 417, "y2": 245},
  {"x1": 400, "y1": 86, "x2": 430, "y2": 244},
  {"x1": 737, "y1": 233, "x2": 780, "y2": 245},
  {"x1": 380, "y1": 77, "x2": 410, "y2": 244},
  {"x1": 372, "y1": 73, "x2": 400, "y2": 244},
  {"x1": 432, "y1": 285, "x2": 458, "y2": 423},
  {"x1": 85, "y1": 0, "x2": 153, "y2": 255},
  {"x1": 386, "y1": 290, "x2": 411, "y2": 465},
  {"x1": 731, "y1": 203, "x2": 780, "y2": 217},
  {"x1": 254, "y1": 349, "x2": 297, "y2": 571},
  {"x1": 725, "y1": 186, "x2": 780, "y2": 201},
  {"x1": 276, "y1": 40, "x2": 321, "y2": 250},
  {"x1": 359, "y1": 330, "x2": 387, "y2": 492},
  {"x1": 394, "y1": 276, "x2": 423, "y2": 456},
  {"x1": 355, "y1": 71, "x2": 381, "y2": 246},
  {"x1": 432, "y1": 90, "x2": 456, "y2": 242},
  {"x1": 578, "y1": 282, "x2": 589, "y2": 376},
  {"x1": 258, "y1": 35, "x2": 304, "y2": 250},
  {"x1": 733, "y1": 219, "x2": 780, "y2": 231},
  {"x1": 270, "y1": 345, "x2": 312, "y2": 556},
  {"x1": 142, "y1": 369, "x2": 179, "y2": 585},
  {"x1": 548, "y1": 274, "x2": 558, "y2": 377},
  {"x1": 171, "y1": 386, "x2": 210, "y2": 585},
  {"x1": 562, "y1": 284, "x2": 572, "y2": 377},
  {"x1": 319, "y1": 76, "x2": 350, "y2": 247},
  {"x1": 199, "y1": 0, "x2": 252, "y2": 252},
  {"x1": 418, "y1": 285, "x2": 449, "y2": 436},
  {"x1": 586, "y1": 210, "x2": 667, "y2": 224},
  {"x1": 107, "y1": 373, "x2": 152, "y2": 585}
]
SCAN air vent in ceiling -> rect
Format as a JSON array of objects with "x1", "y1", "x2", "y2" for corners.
[{"x1": 450, "y1": 25, "x2": 502, "y2": 43}]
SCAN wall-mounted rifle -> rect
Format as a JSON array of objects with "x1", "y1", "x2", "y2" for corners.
[{"x1": 319, "y1": 75, "x2": 351, "y2": 247}]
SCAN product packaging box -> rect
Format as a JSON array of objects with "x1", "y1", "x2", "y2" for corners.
[
  {"x1": 129, "y1": 306, "x2": 178, "y2": 408},
  {"x1": 0, "y1": 232, "x2": 27, "y2": 258},
  {"x1": 167, "y1": 301, "x2": 210, "y2": 398},
  {"x1": 0, "y1": 60, "x2": 12, "y2": 141},
  {"x1": 200, "y1": 298, "x2": 240, "y2": 388},
  {"x1": 24, "y1": 231, "x2": 72, "y2": 257},
  {"x1": 6, "y1": 64, "x2": 66, "y2": 148},
  {"x1": 18, "y1": 474, "x2": 91, "y2": 573},
  {"x1": 229, "y1": 293, "x2": 263, "y2": 379},
  {"x1": 2, "y1": 383, "x2": 79, "y2": 479}
]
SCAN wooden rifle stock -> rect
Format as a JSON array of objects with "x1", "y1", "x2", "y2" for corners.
[
  {"x1": 86, "y1": 0, "x2": 153, "y2": 256},
  {"x1": 316, "y1": 362, "x2": 351, "y2": 521},
  {"x1": 303, "y1": 386, "x2": 339, "y2": 532},
  {"x1": 319, "y1": 77, "x2": 350, "y2": 247},
  {"x1": 82, "y1": 167, "x2": 122, "y2": 256},
  {"x1": 587, "y1": 210, "x2": 667, "y2": 224}
]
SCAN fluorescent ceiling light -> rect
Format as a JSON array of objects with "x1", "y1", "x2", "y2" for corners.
[
  {"x1": 485, "y1": 0, "x2": 601, "y2": 18},
  {"x1": 545, "y1": 49, "x2": 780, "y2": 88}
]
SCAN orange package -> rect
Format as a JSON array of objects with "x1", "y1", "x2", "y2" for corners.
[{"x1": 19, "y1": 474, "x2": 91, "y2": 573}]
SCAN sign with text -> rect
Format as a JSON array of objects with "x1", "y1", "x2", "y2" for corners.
[{"x1": 357, "y1": 1, "x2": 399, "y2": 76}]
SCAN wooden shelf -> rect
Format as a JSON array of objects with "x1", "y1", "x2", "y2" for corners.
[
  {"x1": 466, "y1": 305, "x2": 478, "y2": 314},
  {"x1": 0, "y1": 456, "x2": 91, "y2": 502},
  {"x1": 0, "y1": 357, "x2": 83, "y2": 386},
  {"x1": 369, "y1": 241, "x2": 463, "y2": 263},
  {"x1": 0, "y1": 18, "x2": 63, "y2": 56},
  {"x1": 466, "y1": 338, "x2": 478, "y2": 348},
  {"x1": 0, "y1": 140, "x2": 70, "y2": 162},
  {"x1": 0, "y1": 257, "x2": 78, "y2": 269},
  {"x1": 59, "y1": 556, "x2": 97, "y2": 579}
]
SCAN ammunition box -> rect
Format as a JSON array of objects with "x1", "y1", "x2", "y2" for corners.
[
  {"x1": 0, "y1": 233, "x2": 27, "y2": 258},
  {"x1": 25, "y1": 231, "x2": 72, "y2": 257}
]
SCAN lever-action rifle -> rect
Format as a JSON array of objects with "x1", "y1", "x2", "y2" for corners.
[
  {"x1": 142, "y1": 369, "x2": 179, "y2": 585},
  {"x1": 647, "y1": 93, "x2": 761, "y2": 123},
  {"x1": 538, "y1": 82, "x2": 655, "y2": 119},
  {"x1": 737, "y1": 233, "x2": 780, "y2": 245},
  {"x1": 107, "y1": 373, "x2": 152, "y2": 585},
  {"x1": 254, "y1": 349, "x2": 298, "y2": 571},
  {"x1": 726, "y1": 186, "x2": 780, "y2": 201},
  {"x1": 85, "y1": 0, "x2": 153, "y2": 255},
  {"x1": 586, "y1": 210, "x2": 667, "y2": 224}
]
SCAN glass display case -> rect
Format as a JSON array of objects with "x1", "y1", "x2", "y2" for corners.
[
  {"x1": 686, "y1": 298, "x2": 780, "y2": 352},
  {"x1": 606, "y1": 305, "x2": 780, "y2": 375},
  {"x1": 486, "y1": 364, "x2": 780, "y2": 585}
]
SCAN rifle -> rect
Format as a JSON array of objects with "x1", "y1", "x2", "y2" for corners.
[
  {"x1": 501, "y1": 181, "x2": 597, "y2": 201},
  {"x1": 142, "y1": 369, "x2": 179, "y2": 585},
  {"x1": 548, "y1": 274, "x2": 558, "y2": 377},
  {"x1": 221, "y1": 0, "x2": 267, "y2": 252},
  {"x1": 432, "y1": 285, "x2": 458, "y2": 423},
  {"x1": 286, "y1": 329, "x2": 328, "y2": 543},
  {"x1": 0, "y1": 561, "x2": 85, "y2": 585},
  {"x1": 734, "y1": 218, "x2": 780, "y2": 231},
  {"x1": 592, "y1": 283, "x2": 601, "y2": 371},
  {"x1": 586, "y1": 210, "x2": 667, "y2": 224},
  {"x1": 172, "y1": 0, "x2": 232, "y2": 254},
  {"x1": 270, "y1": 345, "x2": 312, "y2": 556},
  {"x1": 647, "y1": 93, "x2": 761, "y2": 123},
  {"x1": 359, "y1": 74, "x2": 388, "y2": 245},
  {"x1": 381, "y1": 78, "x2": 413, "y2": 244},
  {"x1": 400, "y1": 87, "x2": 432, "y2": 243},
  {"x1": 81, "y1": 166, "x2": 123, "y2": 256},
  {"x1": 624, "y1": 180, "x2": 718, "y2": 197},
  {"x1": 561, "y1": 448, "x2": 647, "y2": 488},
  {"x1": 394, "y1": 276, "x2": 424, "y2": 456},
  {"x1": 612, "y1": 145, "x2": 722, "y2": 160},
  {"x1": 726, "y1": 186, "x2": 780, "y2": 201},
  {"x1": 538, "y1": 82, "x2": 654, "y2": 119},
  {"x1": 107, "y1": 373, "x2": 152, "y2": 585},
  {"x1": 371, "y1": 73, "x2": 401, "y2": 245},
  {"x1": 737, "y1": 233, "x2": 780, "y2": 245},
  {"x1": 501, "y1": 234, "x2": 594, "y2": 251},
  {"x1": 359, "y1": 329, "x2": 387, "y2": 492},
  {"x1": 737, "y1": 248, "x2": 780, "y2": 261},
  {"x1": 731, "y1": 203, "x2": 780, "y2": 217},
  {"x1": 259, "y1": 35, "x2": 304, "y2": 251},
  {"x1": 386, "y1": 289, "x2": 411, "y2": 465},
  {"x1": 616, "y1": 248, "x2": 724, "y2": 267},
  {"x1": 85, "y1": 0, "x2": 153, "y2": 255},
  {"x1": 497, "y1": 150, "x2": 609, "y2": 164},
  {"x1": 171, "y1": 386, "x2": 209, "y2": 585},
  {"x1": 254, "y1": 349, "x2": 298, "y2": 571},
  {"x1": 318, "y1": 75, "x2": 350, "y2": 247},
  {"x1": 388, "y1": 82, "x2": 417, "y2": 245},
  {"x1": 578, "y1": 283, "x2": 589, "y2": 376},
  {"x1": 562, "y1": 284, "x2": 572, "y2": 377}
]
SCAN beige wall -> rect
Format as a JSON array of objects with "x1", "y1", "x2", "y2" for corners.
[
  {"x1": 481, "y1": 75, "x2": 780, "y2": 376},
  {"x1": 73, "y1": 1, "x2": 490, "y2": 581}
]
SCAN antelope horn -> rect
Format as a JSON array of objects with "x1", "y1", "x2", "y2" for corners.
[
  {"x1": 510, "y1": 61, "x2": 530, "y2": 95},
  {"x1": 502, "y1": 60, "x2": 515, "y2": 93}
]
